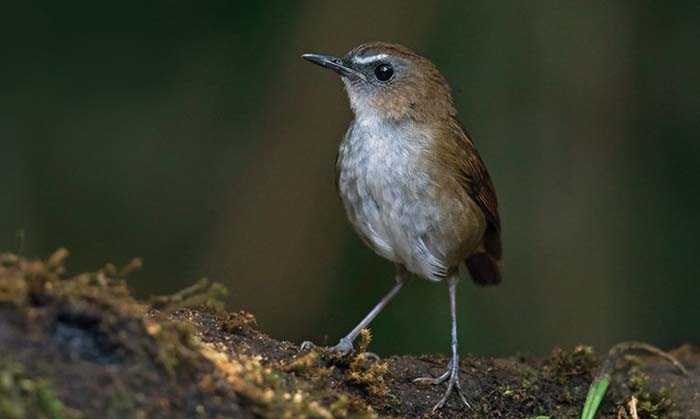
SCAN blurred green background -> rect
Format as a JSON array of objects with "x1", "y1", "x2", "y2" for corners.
[{"x1": 3, "y1": 1, "x2": 699, "y2": 357}]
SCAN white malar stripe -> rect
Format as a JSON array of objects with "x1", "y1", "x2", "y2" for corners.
[{"x1": 352, "y1": 54, "x2": 388, "y2": 64}]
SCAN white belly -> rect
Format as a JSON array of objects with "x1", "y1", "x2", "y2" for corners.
[{"x1": 336, "y1": 120, "x2": 485, "y2": 281}]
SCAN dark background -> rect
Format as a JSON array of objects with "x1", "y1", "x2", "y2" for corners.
[{"x1": 3, "y1": 1, "x2": 699, "y2": 357}]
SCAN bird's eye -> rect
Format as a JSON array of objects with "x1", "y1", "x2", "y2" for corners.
[{"x1": 374, "y1": 63, "x2": 394, "y2": 81}]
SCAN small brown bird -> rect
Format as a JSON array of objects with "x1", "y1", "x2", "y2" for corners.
[{"x1": 301, "y1": 42, "x2": 502, "y2": 412}]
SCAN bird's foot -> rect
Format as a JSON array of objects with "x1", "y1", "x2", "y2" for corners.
[
  {"x1": 300, "y1": 337, "x2": 364, "y2": 358},
  {"x1": 413, "y1": 356, "x2": 471, "y2": 412},
  {"x1": 299, "y1": 341, "x2": 316, "y2": 352},
  {"x1": 413, "y1": 369, "x2": 450, "y2": 385},
  {"x1": 330, "y1": 337, "x2": 354, "y2": 356}
]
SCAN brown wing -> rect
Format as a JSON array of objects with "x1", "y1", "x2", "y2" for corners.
[{"x1": 451, "y1": 120, "x2": 502, "y2": 285}]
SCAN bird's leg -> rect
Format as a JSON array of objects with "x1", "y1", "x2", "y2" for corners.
[
  {"x1": 413, "y1": 276, "x2": 471, "y2": 412},
  {"x1": 330, "y1": 271, "x2": 406, "y2": 355},
  {"x1": 301, "y1": 266, "x2": 407, "y2": 356}
]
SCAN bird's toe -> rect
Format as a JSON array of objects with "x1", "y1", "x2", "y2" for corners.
[
  {"x1": 299, "y1": 341, "x2": 316, "y2": 352},
  {"x1": 413, "y1": 369, "x2": 450, "y2": 385},
  {"x1": 330, "y1": 337, "x2": 354, "y2": 356}
]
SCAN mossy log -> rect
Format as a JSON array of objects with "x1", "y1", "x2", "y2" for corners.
[{"x1": 0, "y1": 251, "x2": 697, "y2": 418}]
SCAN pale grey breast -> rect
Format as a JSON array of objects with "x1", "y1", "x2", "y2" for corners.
[{"x1": 336, "y1": 117, "x2": 486, "y2": 282}]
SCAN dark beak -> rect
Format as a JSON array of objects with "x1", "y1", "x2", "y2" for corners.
[{"x1": 301, "y1": 53, "x2": 366, "y2": 81}]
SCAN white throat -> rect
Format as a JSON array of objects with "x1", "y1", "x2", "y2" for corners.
[{"x1": 342, "y1": 78, "x2": 385, "y2": 128}]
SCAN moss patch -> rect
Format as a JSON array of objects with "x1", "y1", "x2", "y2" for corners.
[
  {"x1": 0, "y1": 361, "x2": 82, "y2": 419},
  {"x1": 612, "y1": 359, "x2": 677, "y2": 419},
  {"x1": 0, "y1": 250, "x2": 697, "y2": 418}
]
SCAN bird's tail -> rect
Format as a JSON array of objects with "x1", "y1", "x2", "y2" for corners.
[{"x1": 466, "y1": 252, "x2": 501, "y2": 286}]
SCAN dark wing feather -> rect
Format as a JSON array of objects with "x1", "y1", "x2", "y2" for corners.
[{"x1": 451, "y1": 121, "x2": 502, "y2": 284}]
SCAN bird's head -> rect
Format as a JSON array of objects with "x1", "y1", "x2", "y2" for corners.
[{"x1": 303, "y1": 42, "x2": 456, "y2": 123}]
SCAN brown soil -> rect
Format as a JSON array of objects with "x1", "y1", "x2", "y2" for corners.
[{"x1": 0, "y1": 250, "x2": 697, "y2": 418}]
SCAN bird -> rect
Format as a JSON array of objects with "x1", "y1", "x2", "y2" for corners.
[{"x1": 301, "y1": 42, "x2": 502, "y2": 412}]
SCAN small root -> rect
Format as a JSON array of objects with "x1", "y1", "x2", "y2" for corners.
[
  {"x1": 627, "y1": 395, "x2": 639, "y2": 419},
  {"x1": 602, "y1": 341, "x2": 688, "y2": 377}
]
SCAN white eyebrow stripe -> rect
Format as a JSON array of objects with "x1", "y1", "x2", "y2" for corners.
[{"x1": 352, "y1": 54, "x2": 388, "y2": 64}]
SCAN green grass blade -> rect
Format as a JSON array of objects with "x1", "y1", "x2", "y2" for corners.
[{"x1": 581, "y1": 375, "x2": 610, "y2": 419}]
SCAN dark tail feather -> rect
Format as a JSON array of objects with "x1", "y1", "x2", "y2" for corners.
[{"x1": 466, "y1": 252, "x2": 501, "y2": 286}]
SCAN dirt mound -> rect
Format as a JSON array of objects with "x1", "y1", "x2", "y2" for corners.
[{"x1": 0, "y1": 251, "x2": 697, "y2": 418}]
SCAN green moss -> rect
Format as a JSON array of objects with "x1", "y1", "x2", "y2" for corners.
[
  {"x1": 2, "y1": 249, "x2": 688, "y2": 418},
  {"x1": 626, "y1": 365, "x2": 673, "y2": 418},
  {"x1": 322, "y1": 329, "x2": 391, "y2": 400},
  {"x1": 346, "y1": 354, "x2": 390, "y2": 399},
  {"x1": 146, "y1": 319, "x2": 203, "y2": 378},
  {"x1": 202, "y1": 348, "x2": 376, "y2": 418},
  {"x1": 281, "y1": 349, "x2": 334, "y2": 382},
  {"x1": 0, "y1": 249, "x2": 229, "y2": 379},
  {"x1": 0, "y1": 361, "x2": 82, "y2": 419},
  {"x1": 150, "y1": 278, "x2": 228, "y2": 314},
  {"x1": 272, "y1": 329, "x2": 388, "y2": 415},
  {"x1": 0, "y1": 249, "x2": 383, "y2": 418},
  {"x1": 220, "y1": 310, "x2": 258, "y2": 334},
  {"x1": 546, "y1": 345, "x2": 597, "y2": 385}
]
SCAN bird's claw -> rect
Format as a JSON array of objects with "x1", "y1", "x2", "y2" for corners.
[
  {"x1": 330, "y1": 337, "x2": 354, "y2": 356},
  {"x1": 414, "y1": 358, "x2": 471, "y2": 412},
  {"x1": 300, "y1": 337, "x2": 360, "y2": 358},
  {"x1": 299, "y1": 341, "x2": 316, "y2": 352},
  {"x1": 413, "y1": 369, "x2": 450, "y2": 385},
  {"x1": 360, "y1": 351, "x2": 380, "y2": 361}
]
